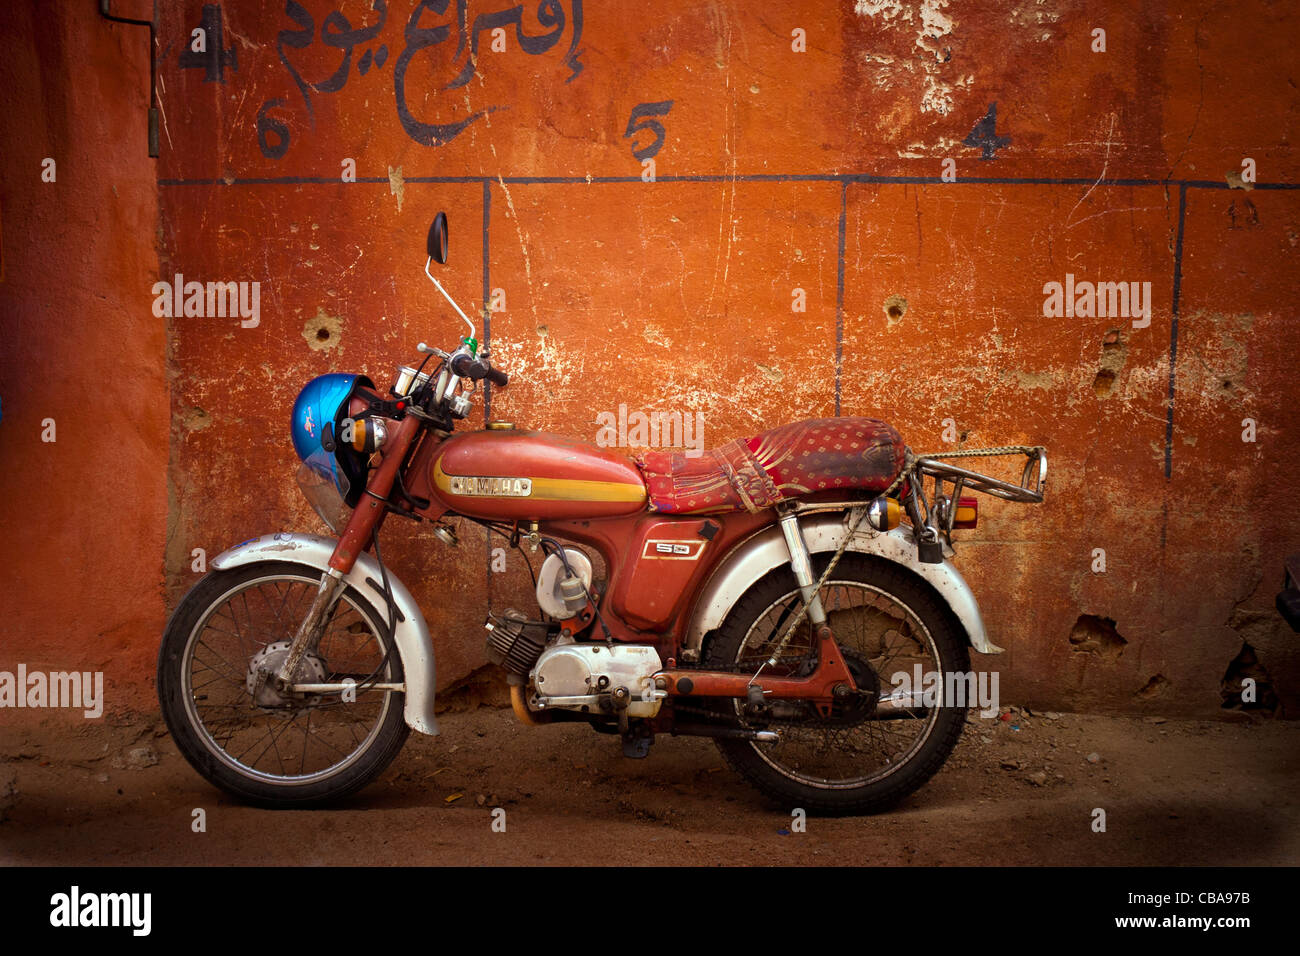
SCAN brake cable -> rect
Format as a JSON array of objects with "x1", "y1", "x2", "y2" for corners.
[{"x1": 346, "y1": 527, "x2": 399, "y2": 697}]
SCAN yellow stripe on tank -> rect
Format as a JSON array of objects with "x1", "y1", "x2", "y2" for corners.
[{"x1": 433, "y1": 460, "x2": 647, "y2": 504}]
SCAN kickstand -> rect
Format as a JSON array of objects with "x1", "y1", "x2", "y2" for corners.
[{"x1": 621, "y1": 725, "x2": 653, "y2": 759}]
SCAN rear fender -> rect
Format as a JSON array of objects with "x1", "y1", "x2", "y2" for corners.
[
  {"x1": 211, "y1": 533, "x2": 438, "y2": 735},
  {"x1": 684, "y1": 514, "x2": 1000, "y2": 657}
]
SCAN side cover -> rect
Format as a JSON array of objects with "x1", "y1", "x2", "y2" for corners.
[
  {"x1": 210, "y1": 533, "x2": 438, "y2": 735},
  {"x1": 684, "y1": 514, "x2": 1001, "y2": 656}
]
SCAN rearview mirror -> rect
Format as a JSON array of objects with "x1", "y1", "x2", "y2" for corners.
[{"x1": 427, "y1": 212, "x2": 448, "y2": 264}]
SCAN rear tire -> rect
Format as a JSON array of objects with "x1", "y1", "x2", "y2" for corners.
[
  {"x1": 702, "y1": 554, "x2": 970, "y2": 815},
  {"x1": 158, "y1": 560, "x2": 409, "y2": 808}
]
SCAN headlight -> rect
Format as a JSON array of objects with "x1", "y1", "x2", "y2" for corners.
[
  {"x1": 342, "y1": 416, "x2": 387, "y2": 454},
  {"x1": 295, "y1": 456, "x2": 351, "y2": 534}
]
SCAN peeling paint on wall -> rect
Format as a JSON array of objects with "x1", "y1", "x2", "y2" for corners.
[
  {"x1": 140, "y1": 0, "x2": 1300, "y2": 719},
  {"x1": 388, "y1": 165, "x2": 405, "y2": 212},
  {"x1": 854, "y1": 0, "x2": 961, "y2": 116},
  {"x1": 181, "y1": 407, "x2": 212, "y2": 432}
]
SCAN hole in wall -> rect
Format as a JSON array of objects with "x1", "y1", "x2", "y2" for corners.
[
  {"x1": 1220, "y1": 642, "x2": 1278, "y2": 713},
  {"x1": 1068, "y1": 614, "x2": 1127, "y2": 664},
  {"x1": 883, "y1": 295, "x2": 908, "y2": 326},
  {"x1": 303, "y1": 309, "x2": 344, "y2": 352}
]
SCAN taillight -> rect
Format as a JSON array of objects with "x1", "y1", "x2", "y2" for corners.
[{"x1": 952, "y1": 495, "x2": 978, "y2": 529}]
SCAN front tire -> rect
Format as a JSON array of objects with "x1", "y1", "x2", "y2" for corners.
[
  {"x1": 702, "y1": 554, "x2": 971, "y2": 815},
  {"x1": 158, "y1": 560, "x2": 409, "y2": 808}
]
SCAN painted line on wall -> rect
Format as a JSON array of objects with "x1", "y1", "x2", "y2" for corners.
[
  {"x1": 835, "y1": 180, "x2": 847, "y2": 416},
  {"x1": 158, "y1": 174, "x2": 1300, "y2": 189},
  {"x1": 157, "y1": 172, "x2": 1296, "y2": 478},
  {"x1": 482, "y1": 179, "x2": 493, "y2": 422},
  {"x1": 1166, "y1": 182, "x2": 1189, "y2": 481},
  {"x1": 484, "y1": 181, "x2": 494, "y2": 616}
]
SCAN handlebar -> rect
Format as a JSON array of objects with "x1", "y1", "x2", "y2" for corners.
[{"x1": 449, "y1": 352, "x2": 509, "y2": 388}]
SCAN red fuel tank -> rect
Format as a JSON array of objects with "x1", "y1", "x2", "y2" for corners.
[{"x1": 425, "y1": 428, "x2": 648, "y2": 521}]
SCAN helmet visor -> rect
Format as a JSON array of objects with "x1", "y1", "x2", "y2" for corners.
[{"x1": 295, "y1": 450, "x2": 352, "y2": 534}]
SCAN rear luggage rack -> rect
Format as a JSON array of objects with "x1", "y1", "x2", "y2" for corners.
[
  {"x1": 788, "y1": 445, "x2": 1046, "y2": 563},
  {"x1": 904, "y1": 445, "x2": 1047, "y2": 562},
  {"x1": 914, "y1": 446, "x2": 1047, "y2": 504}
]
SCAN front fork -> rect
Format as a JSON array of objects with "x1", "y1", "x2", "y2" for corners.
[
  {"x1": 255, "y1": 569, "x2": 346, "y2": 698},
  {"x1": 254, "y1": 414, "x2": 423, "y2": 700}
]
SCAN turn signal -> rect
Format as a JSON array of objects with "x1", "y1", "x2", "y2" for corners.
[{"x1": 867, "y1": 497, "x2": 902, "y2": 531}]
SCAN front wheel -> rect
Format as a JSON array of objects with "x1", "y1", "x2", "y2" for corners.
[
  {"x1": 157, "y1": 560, "x2": 409, "y2": 808},
  {"x1": 702, "y1": 554, "x2": 971, "y2": 815}
]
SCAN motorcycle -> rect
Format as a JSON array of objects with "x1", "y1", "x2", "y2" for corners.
[{"x1": 158, "y1": 211, "x2": 1047, "y2": 814}]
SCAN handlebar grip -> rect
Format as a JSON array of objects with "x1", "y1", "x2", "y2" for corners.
[
  {"x1": 450, "y1": 352, "x2": 508, "y2": 386},
  {"x1": 449, "y1": 353, "x2": 482, "y2": 379}
]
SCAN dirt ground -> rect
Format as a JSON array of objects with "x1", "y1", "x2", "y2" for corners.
[{"x1": 1, "y1": 704, "x2": 1296, "y2": 866}]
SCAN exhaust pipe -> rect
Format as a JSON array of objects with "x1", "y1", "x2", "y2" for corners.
[{"x1": 672, "y1": 723, "x2": 779, "y2": 742}]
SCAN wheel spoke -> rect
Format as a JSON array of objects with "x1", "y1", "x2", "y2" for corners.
[
  {"x1": 177, "y1": 571, "x2": 398, "y2": 785},
  {"x1": 730, "y1": 577, "x2": 950, "y2": 789}
]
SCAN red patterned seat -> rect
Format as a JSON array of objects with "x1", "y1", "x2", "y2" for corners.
[{"x1": 636, "y1": 417, "x2": 905, "y2": 515}]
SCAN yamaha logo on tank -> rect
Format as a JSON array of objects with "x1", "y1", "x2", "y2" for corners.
[{"x1": 448, "y1": 475, "x2": 533, "y2": 497}]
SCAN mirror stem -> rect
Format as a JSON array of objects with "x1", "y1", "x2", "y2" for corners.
[{"x1": 425, "y1": 257, "x2": 477, "y2": 341}]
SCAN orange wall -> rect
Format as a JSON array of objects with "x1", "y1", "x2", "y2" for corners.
[
  {"x1": 0, "y1": 0, "x2": 165, "y2": 715},
  {"x1": 3, "y1": 1, "x2": 1298, "y2": 721}
]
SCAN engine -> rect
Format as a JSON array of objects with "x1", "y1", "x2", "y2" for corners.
[
  {"x1": 530, "y1": 643, "x2": 664, "y2": 717},
  {"x1": 485, "y1": 611, "x2": 665, "y2": 717},
  {"x1": 483, "y1": 547, "x2": 665, "y2": 718},
  {"x1": 483, "y1": 609, "x2": 550, "y2": 683}
]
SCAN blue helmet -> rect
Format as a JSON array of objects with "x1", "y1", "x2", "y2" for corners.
[{"x1": 291, "y1": 372, "x2": 373, "y2": 504}]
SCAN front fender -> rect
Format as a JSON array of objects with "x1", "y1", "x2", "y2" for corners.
[
  {"x1": 211, "y1": 532, "x2": 438, "y2": 735},
  {"x1": 684, "y1": 515, "x2": 1001, "y2": 657}
]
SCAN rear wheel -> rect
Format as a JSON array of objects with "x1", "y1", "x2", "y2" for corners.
[
  {"x1": 157, "y1": 561, "x2": 409, "y2": 808},
  {"x1": 701, "y1": 554, "x2": 970, "y2": 815}
]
